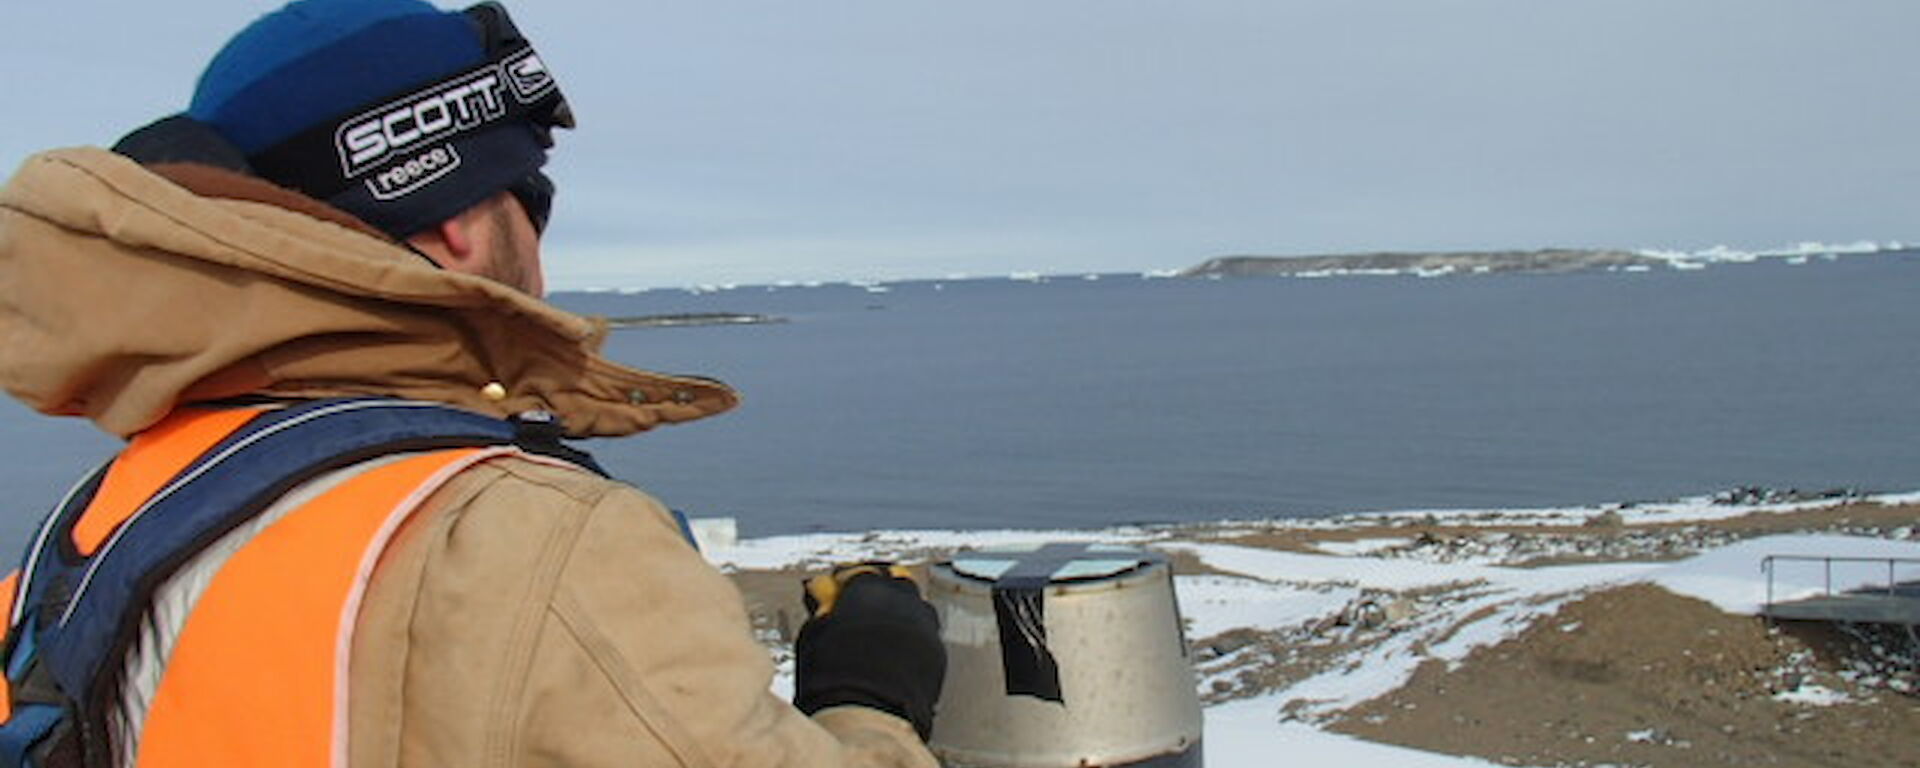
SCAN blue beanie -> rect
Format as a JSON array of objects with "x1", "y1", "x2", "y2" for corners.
[{"x1": 185, "y1": 0, "x2": 569, "y2": 238}]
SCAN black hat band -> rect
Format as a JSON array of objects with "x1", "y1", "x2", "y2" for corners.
[{"x1": 245, "y1": 40, "x2": 569, "y2": 205}]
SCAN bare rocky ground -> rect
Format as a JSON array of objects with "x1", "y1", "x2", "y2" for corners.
[
  {"x1": 1335, "y1": 585, "x2": 1920, "y2": 767},
  {"x1": 727, "y1": 501, "x2": 1920, "y2": 767}
]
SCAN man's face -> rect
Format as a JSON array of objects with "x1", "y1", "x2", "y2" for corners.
[
  {"x1": 404, "y1": 191, "x2": 547, "y2": 296},
  {"x1": 488, "y1": 192, "x2": 545, "y2": 297}
]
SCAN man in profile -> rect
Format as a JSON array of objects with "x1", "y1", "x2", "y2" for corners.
[{"x1": 0, "y1": 1, "x2": 944, "y2": 765}]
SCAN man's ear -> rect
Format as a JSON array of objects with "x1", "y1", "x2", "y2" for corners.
[{"x1": 406, "y1": 213, "x2": 478, "y2": 270}]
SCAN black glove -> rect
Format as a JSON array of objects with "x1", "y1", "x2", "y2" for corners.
[{"x1": 793, "y1": 570, "x2": 947, "y2": 740}]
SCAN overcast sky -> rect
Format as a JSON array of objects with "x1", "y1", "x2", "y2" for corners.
[{"x1": 5, "y1": 1, "x2": 1916, "y2": 289}]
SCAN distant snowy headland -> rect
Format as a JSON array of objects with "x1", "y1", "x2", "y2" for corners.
[
  {"x1": 605, "y1": 312, "x2": 787, "y2": 329},
  {"x1": 1182, "y1": 241, "x2": 1914, "y2": 279}
]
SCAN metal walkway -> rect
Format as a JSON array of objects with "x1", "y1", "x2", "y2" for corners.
[{"x1": 1761, "y1": 555, "x2": 1920, "y2": 625}]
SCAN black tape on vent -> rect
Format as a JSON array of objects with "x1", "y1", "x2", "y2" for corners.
[{"x1": 985, "y1": 542, "x2": 1156, "y2": 704}]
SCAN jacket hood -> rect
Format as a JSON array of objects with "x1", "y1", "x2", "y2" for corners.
[{"x1": 0, "y1": 147, "x2": 737, "y2": 438}]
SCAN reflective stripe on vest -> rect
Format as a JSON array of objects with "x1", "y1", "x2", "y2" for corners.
[{"x1": 132, "y1": 444, "x2": 518, "y2": 768}]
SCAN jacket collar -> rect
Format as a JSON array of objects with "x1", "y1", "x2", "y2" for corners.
[{"x1": 0, "y1": 148, "x2": 737, "y2": 438}]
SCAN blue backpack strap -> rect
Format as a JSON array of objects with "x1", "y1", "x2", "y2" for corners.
[
  {"x1": 1, "y1": 461, "x2": 122, "y2": 768},
  {"x1": 505, "y1": 409, "x2": 608, "y2": 477},
  {"x1": 1, "y1": 398, "x2": 604, "y2": 768},
  {"x1": 8, "y1": 462, "x2": 112, "y2": 643}
]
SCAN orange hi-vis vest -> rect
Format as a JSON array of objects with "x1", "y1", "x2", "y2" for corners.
[{"x1": 0, "y1": 399, "x2": 597, "y2": 768}]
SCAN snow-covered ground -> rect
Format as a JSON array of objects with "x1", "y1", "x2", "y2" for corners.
[
  {"x1": 702, "y1": 491, "x2": 1920, "y2": 767},
  {"x1": 1637, "y1": 239, "x2": 1905, "y2": 268}
]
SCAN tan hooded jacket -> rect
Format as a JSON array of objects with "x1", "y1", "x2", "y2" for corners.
[{"x1": 0, "y1": 148, "x2": 937, "y2": 768}]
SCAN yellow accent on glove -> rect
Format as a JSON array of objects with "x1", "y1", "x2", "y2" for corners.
[{"x1": 803, "y1": 562, "x2": 914, "y2": 618}]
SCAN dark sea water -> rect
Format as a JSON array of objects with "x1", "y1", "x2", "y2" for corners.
[{"x1": 3, "y1": 253, "x2": 1916, "y2": 548}]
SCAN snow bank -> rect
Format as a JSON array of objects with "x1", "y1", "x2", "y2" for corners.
[
  {"x1": 1206, "y1": 696, "x2": 1519, "y2": 767},
  {"x1": 1176, "y1": 575, "x2": 1356, "y2": 639},
  {"x1": 1649, "y1": 534, "x2": 1920, "y2": 613}
]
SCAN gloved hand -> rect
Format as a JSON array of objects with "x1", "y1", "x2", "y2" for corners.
[{"x1": 794, "y1": 564, "x2": 946, "y2": 740}]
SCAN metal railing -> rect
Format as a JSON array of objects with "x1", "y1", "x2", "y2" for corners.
[{"x1": 1761, "y1": 555, "x2": 1920, "y2": 609}]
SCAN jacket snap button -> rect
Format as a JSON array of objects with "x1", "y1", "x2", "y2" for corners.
[
  {"x1": 672, "y1": 389, "x2": 695, "y2": 404},
  {"x1": 481, "y1": 382, "x2": 508, "y2": 401},
  {"x1": 627, "y1": 388, "x2": 649, "y2": 404}
]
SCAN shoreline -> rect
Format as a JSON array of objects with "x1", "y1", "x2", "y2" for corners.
[
  {"x1": 707, "y1": 487, "x2": 1920, "y2": 566},
  {"x1": 714, "y1": 491, "x2": 1920, "y2": 766}
]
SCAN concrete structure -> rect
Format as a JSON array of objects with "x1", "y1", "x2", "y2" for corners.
[{"x1": 1762, "y1": 555, "x2": 1920, "y2": 626}]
